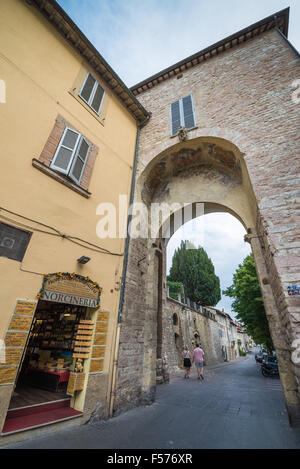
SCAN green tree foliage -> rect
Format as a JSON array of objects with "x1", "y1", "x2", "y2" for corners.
[
  {"x1": 223, "y1": 253, "x2": 273, "y2": 351},
  {"x1": 167, "y1": 280, "x2": 184, "y2": 301},
  {"x1": 168, "y1": 240, "x2": 221, "y2": 306}
]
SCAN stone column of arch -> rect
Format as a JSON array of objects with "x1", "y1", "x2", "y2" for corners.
[{"x1": 246, "y1": 228, "x2": 300, "y2": 426}]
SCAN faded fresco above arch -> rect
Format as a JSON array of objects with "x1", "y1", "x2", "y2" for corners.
[
  {"x1": 141, "y1": 139, "x2": 243, "y2": 205},
  {"x1": 135, "y1": 136, "x2": 258, "y2": 240}
]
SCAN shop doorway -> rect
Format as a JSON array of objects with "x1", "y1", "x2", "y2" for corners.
[
  {"x1": 3, "y1": 299, "x2": 91, "y2": 434},
  {"x1": 11, "y1": 300, "x2": 87, "y2": 407}
]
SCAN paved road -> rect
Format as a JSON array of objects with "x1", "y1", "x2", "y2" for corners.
[{"x1": 4, "y1": 351, "x2": 300, "y2": 449}]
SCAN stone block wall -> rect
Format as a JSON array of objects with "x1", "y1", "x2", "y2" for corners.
[
  {"x1": 163, "y1": 298, "x2": 250, "y2": 374},
  {"x1": 114, "y1": 27, "x2": 300, "y2": 425}
]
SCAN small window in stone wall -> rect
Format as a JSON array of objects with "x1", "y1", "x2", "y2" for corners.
[
  {"x1": 173, "y1": 313, "x2": 178, "y2": 326},
  {"x1": 170, "y1": 94, "x2": 196, "y2": 136}
]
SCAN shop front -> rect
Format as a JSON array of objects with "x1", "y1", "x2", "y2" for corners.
[{"x1": 0, "y1": 273, "x2": 108, "y2": 436}]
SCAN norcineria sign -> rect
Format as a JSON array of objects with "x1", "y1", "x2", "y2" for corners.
[
  {"x1": 38, "y1": 272, "x2": 102, "y2": 307},
  {"x1": 43, "y1": 290, "x2": 98, "y2": 307}
]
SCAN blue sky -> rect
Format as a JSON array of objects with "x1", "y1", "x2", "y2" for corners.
[
  {"x1": 57, "y1": 0, "x2": 299, "y2": 87},
  {"x1": 166, "y1": 214, "x2": 251, "y2": 315},
  {"x1": 57, "y1": 0, "x2": 299, "y2": 316}
]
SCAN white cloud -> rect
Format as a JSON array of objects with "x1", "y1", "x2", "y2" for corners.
[{"x1": 58, "y1": 0, "x2": 300, "y2": 87}]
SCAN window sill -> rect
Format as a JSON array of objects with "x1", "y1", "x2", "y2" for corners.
[
  {"x1": 170, "y1": 126, "x2": 198, "y2": 138},
  {"x1": 32, "y1": 159, "x2": 91, "y2": 199},
  {"x1": 68, "y1": 89, "x2": 105, "y2": 126}
]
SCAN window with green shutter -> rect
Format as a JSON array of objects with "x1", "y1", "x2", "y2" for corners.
[{"x1": 170, "y1": 94, "x2": 196, "y2": 136}]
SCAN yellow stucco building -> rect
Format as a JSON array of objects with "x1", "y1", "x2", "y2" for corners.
[{"x1": 0, "y1": 0, "x2": 149, "y2": 442}]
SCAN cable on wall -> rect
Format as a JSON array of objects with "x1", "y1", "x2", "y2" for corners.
[{"x1": 0, "y1": 207, "x2": 123, "y2": 257}]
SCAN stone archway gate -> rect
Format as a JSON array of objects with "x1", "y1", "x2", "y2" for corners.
[{"x1": 113, "y1": 10, "x2": 300, "y2": 426}]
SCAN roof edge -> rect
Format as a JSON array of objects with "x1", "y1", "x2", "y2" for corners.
[
  {"x1": 28, "y1": 0, "x2": 150, "y2": 123},
  {"x1": 131, "y1": 7, "x2": 290, "y2": 95}
]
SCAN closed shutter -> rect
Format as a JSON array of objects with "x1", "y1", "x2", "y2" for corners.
[
  {"x1": 69, "y1": 137, "x2": 90, "y2": 184},
  {"x1": 182, "y1": 95, "x2": 195, "y2": 129},
  {"x1": 50, "y1": 128, "x2": 81, "y2": 174},
  {"x1": 170, "y1": 100, "x2": 181, "y2": 136}
]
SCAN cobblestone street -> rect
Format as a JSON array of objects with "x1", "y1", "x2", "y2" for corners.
[{"x1": 3, "y1": 351, "x2": 300, "y2": 449}]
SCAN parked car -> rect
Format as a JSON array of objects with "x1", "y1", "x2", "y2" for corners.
[{"x1": 261, "y1": 356, "x2": 279, "y2": 377}]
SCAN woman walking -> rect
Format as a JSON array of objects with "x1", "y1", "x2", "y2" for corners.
[{"x1": 182, "y1": 345, "x2": 192, "y2": 379}]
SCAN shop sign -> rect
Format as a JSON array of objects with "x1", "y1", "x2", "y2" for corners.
[
  {"x1": 89, "y1": 311, "x2": 109, "y2": 374},
  {"x1": 14, "y1": 301, "x2": 37, "y2": 316},
  {"x1": 9, "y1": 316, "x2": 33, "y2": 331},
  {"x1": 287, "y1": 285, "x2": 300, "y2": 296},
  {"x1": 0, "y1": 300, "x2": 37, "y2": 384},
  {"x1": 43, "y1": 290, "x2": 98, "y2": 307},
  {"x1": 5, "y1": 332, "x2": 28, "y2": 348},
  {"x1": 38, "y1": 272, "x2": 102, "y2": 305},
  {"x1": 0, "y1": 366, "x2": 17, "y2": 385}
]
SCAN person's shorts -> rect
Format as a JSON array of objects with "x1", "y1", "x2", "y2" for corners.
[
  {"x1": 184, "y1": 358, "x2": 191, "y2": 368},
  {"x1": 195, "y1": 361, "x2": 204, "y2": 368}
]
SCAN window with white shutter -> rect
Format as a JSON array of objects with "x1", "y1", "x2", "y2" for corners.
[
  {"x1": 79, "y1": 72, "x2": 105, "y2": 115},
  {"x1": 170, "y1": 94, "x2": 196, "y2": 136},
  {"x1": 182, "y1": 95, "x2": 195, "y2": 129},
  {"x1": 50, "y1": 127, "x2": 90, "y2": 185},
  {"x1": 69, "y1": 137, "x2": 90, "y2": 185},
  {"x1": 170, "y1": 100, "x2": 181, "y2": 137}
]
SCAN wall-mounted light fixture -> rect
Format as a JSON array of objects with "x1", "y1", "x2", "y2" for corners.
[{"x1": 77, "y1": 256, "x2": 91, "y2": 264}]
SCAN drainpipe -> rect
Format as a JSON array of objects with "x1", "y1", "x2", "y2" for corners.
[
  {"x1": 109, "y1": 114, "x2": 150, "y2": 417},
  {"x1": 273, "y1": 15, "x2": 300, "y2": 57}
]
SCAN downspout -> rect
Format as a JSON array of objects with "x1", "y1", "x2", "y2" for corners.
[
  {"x1": 109, "y1": 114, "x2": 150, "y2": 417},
  {"x1": 273, "y1": 15, "x2": 300, "y2": 57}
]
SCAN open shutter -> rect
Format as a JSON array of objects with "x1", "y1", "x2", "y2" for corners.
[
  {"x1": 170, "y1": 100, "x2": 181, "y2": 136},
  {"x1": 69, "y1": 137, "x2": 90, "y2": 185},
  {"x1": 79, "y1": 73, "x2": 96, "y2": 103},
  {"x1": 90, "y1": 83, "x2": 105, "y2": 114},
  {"x1": 50, "y1": 128, "x2": 80, "y2": 175},
  {"x1": 182, "y1": 95, "x2": 195, "y2": 129}
]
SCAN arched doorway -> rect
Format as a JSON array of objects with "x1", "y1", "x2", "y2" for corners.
[{"x1": 114, "y1": 136, "x2": 299, "y2": 426}]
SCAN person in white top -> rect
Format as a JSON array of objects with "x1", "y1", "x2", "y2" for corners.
[{"x1": 182, "y1": 345, "x2": 192, "y2": 379}]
